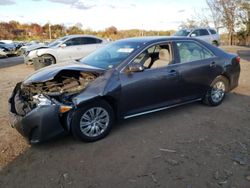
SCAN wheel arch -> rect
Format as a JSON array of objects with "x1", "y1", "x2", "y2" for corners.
[
  {"x1": 219, "y1": 74, "x2": 230, "y2": 91},
  {"x1": 212, "y1": 40, "x2": 219, "y2": 46},
  {"x1": 39, "y1": 53, "x2": 57, "y2": 64},
  {"x1": 75, "y1": 95, "x2": 120, "y2": 120}
]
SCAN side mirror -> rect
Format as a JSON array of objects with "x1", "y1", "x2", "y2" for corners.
[
  {"x1": 190, "y1": 33, "x2": 196, "y2": 37},
  {"x1": 59, "y1": 44, "x2": 66, "y2": 48},
  {"x1": 127, "y1": 64, "x2": 144, "y2": 73}
]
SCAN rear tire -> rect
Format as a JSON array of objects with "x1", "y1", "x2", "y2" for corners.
[
  {"x1": 71, "y1": 100, "x2": 114, "y2": 142},
  {"x1": 203, "y1": 76, "x2": 229, "y2": 106}
]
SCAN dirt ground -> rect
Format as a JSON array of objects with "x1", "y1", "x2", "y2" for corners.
[{"x1": 0, "y1": 46, "x2": 250, "y2": 188}]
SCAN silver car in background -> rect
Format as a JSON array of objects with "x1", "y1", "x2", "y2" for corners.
[
  {"x1": 24, "y1": 35, "x2": 108, "y2": 65},
  {"x1": 174, "y1": 28, "x2": 220, "y2": 46}
]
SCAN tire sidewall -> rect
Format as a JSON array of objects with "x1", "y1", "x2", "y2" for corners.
[
  {"x1": 205, "y1": 76, "x2": 228, "y2": 106},
  {"x1": 71, "y1": 99, "x2": 114, "y2": 142},
  {"x1": 42, "y1": 54, "x2": 56, "y2": 65}
]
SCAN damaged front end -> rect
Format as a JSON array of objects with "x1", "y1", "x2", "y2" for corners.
[{"x1": 9, "y1": 70, "x2": 98, "y2": 143}]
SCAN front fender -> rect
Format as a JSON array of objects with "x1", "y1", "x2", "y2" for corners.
[
  {"x1": 36, "y1": 49, "x2": 57, "y2": 59},
  {"x1": 72, "y1": 69, "x2": 121, "y2": 107}
]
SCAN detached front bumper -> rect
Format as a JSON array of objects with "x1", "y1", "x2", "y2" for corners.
[{"x1": 8, "y1": 83, "x2": 66, "y2": 143}]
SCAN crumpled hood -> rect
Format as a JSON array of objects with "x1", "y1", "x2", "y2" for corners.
[{"x1": 23, "y1": 62, "x2": 105, "y2": 85}]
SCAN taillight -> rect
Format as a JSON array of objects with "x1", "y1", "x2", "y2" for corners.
[{"x1": 236, "y1": 56, "x2": 240, "y2": 63}]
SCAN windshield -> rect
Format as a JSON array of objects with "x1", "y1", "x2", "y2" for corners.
[
  {"x1": 174, "y1": 29, "x2": 191, "y2": 36},
  {"x1": 79, "y1": 42, "x2": 142, "y2": 69},
  {"x1": 48, "y1": 36, "x2": 69, "y2": 47}
]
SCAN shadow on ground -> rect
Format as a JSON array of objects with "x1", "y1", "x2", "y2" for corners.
[{"x1": 1, "y1": 92, "x2": 250, "y2": 188}]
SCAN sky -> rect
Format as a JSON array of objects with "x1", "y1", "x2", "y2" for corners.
[{"x1": 0, "y1": 0, "x2": 209, "y2": 31}]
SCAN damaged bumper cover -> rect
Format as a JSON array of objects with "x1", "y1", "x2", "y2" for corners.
[{"x1": 9, "y1": 83, "x2": 67, "y2": 143}]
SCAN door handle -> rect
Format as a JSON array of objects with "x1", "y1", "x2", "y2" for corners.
[
  {"x1": 210, "y1": 62, "x2": 216, "y2": 67},
  {"x1": 169, "y1": 69, "x2": 178, "y2": 76}
]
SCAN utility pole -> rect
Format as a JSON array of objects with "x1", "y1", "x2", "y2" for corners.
[{"x1": 48, "y1": 23, "x2": 52, "y2": 40}]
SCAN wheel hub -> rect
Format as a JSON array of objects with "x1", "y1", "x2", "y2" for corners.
[
  {"x1": 211, "y1": 81, "x2": 225, "y2": 103},
  {"x1": 79, "y1": 107, "x2": 109, "y2": 137}
]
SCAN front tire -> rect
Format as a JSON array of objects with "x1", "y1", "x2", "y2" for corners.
[
  {"x1": 71, "y1": 100, "x2": 114, "y2": 142},
  {"x1": 203, "y1": 76, "x2": 229, "y2": 106},
  {"x1": 41, "y1": 54, "x2": 56, "y2": 65}
]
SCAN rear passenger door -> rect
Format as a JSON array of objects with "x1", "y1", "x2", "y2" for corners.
[{"x1": 173, "y1": 41, "x2": 222, "y2": 100}]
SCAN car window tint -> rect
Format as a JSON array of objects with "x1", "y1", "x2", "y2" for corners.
[
  {"x1": 176, "y1": 41, "x2": 214, "y2": 63},
  {"x1": 64, "y1": 38, "x2": 81, "y2": 46},
  {"x1": 209, "y1": 29, "x2": 217, "y2": 35},
  {"x1": 81, "y1": 37, "x2": 102, "y2": 45},
  {"x1": 192, "y1": 29, "x2": 209, "y2": 36},
  {"x1": 191, "y1": 30, "x2": 200, "y2": 36},
  {"x1": 199, "y1": 29, "x2": 209, "y2": 36}
]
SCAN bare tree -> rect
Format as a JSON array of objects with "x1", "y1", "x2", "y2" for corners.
[
  {"x1": 206, "y1": 0, "x2": 241, "y2": 45},
  {"x1": 206, "y1": 0, "x2": 222, "y2": 32},
  {"x1": 193, "y1": 8, "x2": 211, "y2": 28},
  {"x1": 239, "y1": 0, "x2": 250, "y2": 34},
  {"x1": 179, "y1": 19, "x2": 199, "y2": 29}
]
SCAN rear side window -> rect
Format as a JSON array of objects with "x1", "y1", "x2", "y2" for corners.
[
  {"x1": 81, "y1": 37, "x2": 102, "y2": 45},
  {"x1": 176, "y1": 41, "x2": 214, "y2": 63},
  {"x1": 209, "y1": 29, "x2": 217, "y2": 35}
]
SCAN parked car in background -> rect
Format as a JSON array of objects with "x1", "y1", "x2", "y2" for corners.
[
  {"x1": 23, "y1": 35, "x2": 108, "y2": 65},
  {"x1": 0, "y1": 42, "x2": 16, "y2": 57},
  {"x1": 0, "y1": 47, "x2": 8, "y2": 57},
  {"x1": 18, "y1": 42, "x2": 46, "y2": 57},
  {"x1": 9, "y1": 37, "x2": 240, "y2": 143},
  {"x1": 0, "y1": 40, "x2": 13, "y2": 44},
  {"x1": 174, "y1": 28, "x2": 220, "y2": 46},
  {"x1": 0, "y1": 40, "x2": 24, "y2": 57}
]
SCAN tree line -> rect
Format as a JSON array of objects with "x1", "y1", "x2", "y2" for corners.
[
  {"x1": 1, "y1": 0, "x2": 249, "y2": 45},
  {"x1": 0, "y1": 21, "x2": 174, "y2": 41}
]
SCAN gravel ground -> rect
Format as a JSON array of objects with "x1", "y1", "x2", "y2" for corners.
[{"x1": 0, "y1": 46, "x2": 250, "y2": 188}]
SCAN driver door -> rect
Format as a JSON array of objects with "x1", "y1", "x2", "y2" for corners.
[
  {"x1": 56, "y1": 37, "x2": 80, "y2": 63},
  {"x1": 119, "y1": 43, "x2": 183, "y2": 117}
]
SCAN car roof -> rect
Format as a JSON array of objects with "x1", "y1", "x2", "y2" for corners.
[
  {"x1": 180, "y1": 27, "x2": 216, "y2": 31},
  {"x1": 64, "y1": 34, "x2": 104, "y2": 40},
  {"x1": 115, "y1": 36, "x2": 202, "y2": 45}
]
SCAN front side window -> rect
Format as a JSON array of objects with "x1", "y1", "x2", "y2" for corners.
[
  {"x1": 191, "y1": 29, "x2": 209, "y2": 37},
  {"x1": 199, "y1": 29, "x2": 209, "y2": 36},
  {"x1": 48, "y1": 36, "x2": 69, "y2": 47},
  {"x1": 130, "y1": 43, "x2": 172, "y2": 69},
  {"x1": 176, "y1": 41, "x2": 214, "y2": 63},
  {"x1": 64, "y1": 38, "x2": 81, "y2": 46}
]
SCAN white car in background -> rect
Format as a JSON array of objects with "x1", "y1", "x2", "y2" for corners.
[
  {"x1": 174, "y1": 28, "x2": 220, "y2": 46},
  {"x1": 24, "y1": 35, "x2": 108, "y2": 65}
]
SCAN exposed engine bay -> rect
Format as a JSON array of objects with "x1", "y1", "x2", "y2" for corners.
[{"x1": 13, "y1": 70, "x2": 98, "y2": 116}]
